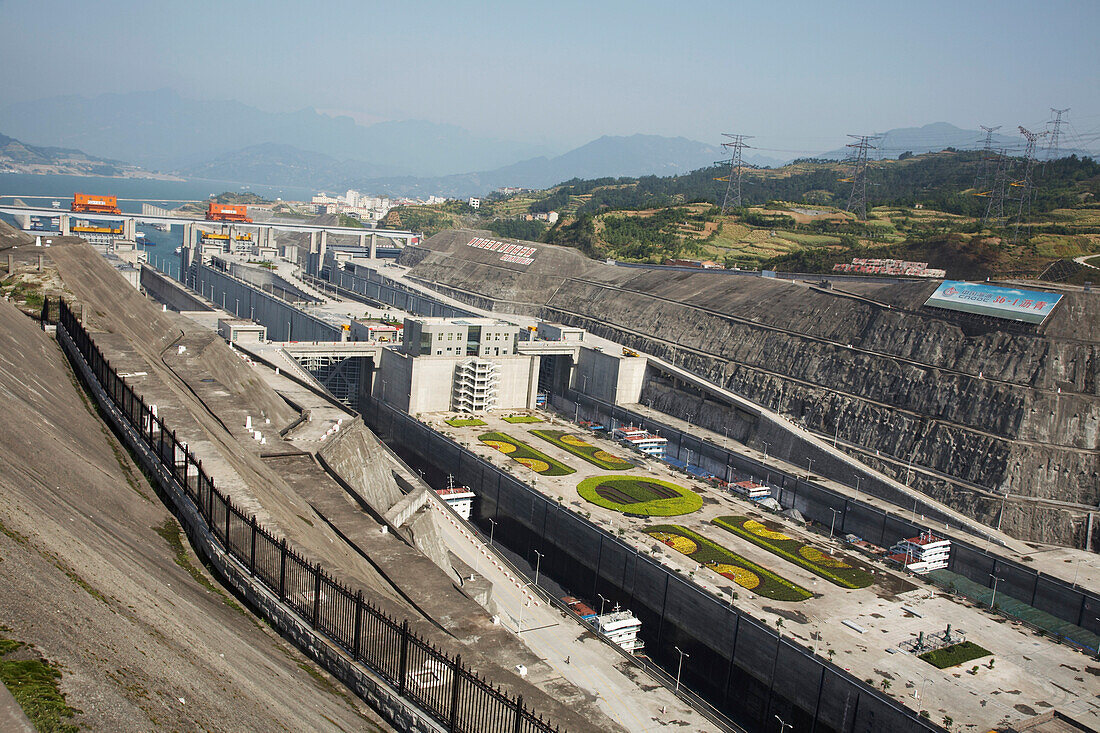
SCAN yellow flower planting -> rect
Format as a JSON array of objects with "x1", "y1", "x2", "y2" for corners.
[{"x1": 743, "y1": 519, "x2": 790, "y2": 541}]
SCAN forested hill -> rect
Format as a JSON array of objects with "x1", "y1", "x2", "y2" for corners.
[{"x1": 534, "y1": 151, "x2": 1099, "y2": 218}]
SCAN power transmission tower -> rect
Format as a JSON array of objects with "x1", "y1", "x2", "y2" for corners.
[
  {"x1": 719, "y1": 134, "x2": 753, "y2": 213},
  {"x1": 844, "y1": 134, "x2": 878, "y2": 220},
  {"x1": 982, "y1": 148, "x2": 1009, "y2": 226},
  {"x1": 1045, "y1": 108, "x2": 1070, "y2": 161},
  {"x1": 1012, "y1": 126, "x2": 1047, "y2": 244},
  {"x1": 973, "y1": 124, "x2": 1001, "y2": 191}
]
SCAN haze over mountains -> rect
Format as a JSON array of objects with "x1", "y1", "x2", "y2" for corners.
[{"x1": 1, "y1": 90, "x2": 1092, "y2": 198}]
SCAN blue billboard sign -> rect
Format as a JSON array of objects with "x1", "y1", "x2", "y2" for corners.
[{"x1": 924, "y1": 280, "x2": 1063, "y2": 324}]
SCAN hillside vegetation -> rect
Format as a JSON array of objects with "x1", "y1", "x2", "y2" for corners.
[{"x1": 399, "y1": 151, "x2": 1100, "y2": 279}]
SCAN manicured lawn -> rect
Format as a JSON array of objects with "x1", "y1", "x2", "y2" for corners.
[
  {"x1": 578, "y1": 475, "x2": 702, "y2": 516},
  {"x1": 531, "y1": 429, "x2": 633, "y2": 470},
  {"x1": 919, "y1": 641, "x2": 991, "y2": 669},
  {"x1": 503, "y1": 415, "x2": 544, "y2": 424},
  {"x1": 646, "y1": 525, "x2": 812, "y2": 602},
  {"x1": 478, "y1": 432, "x2": 575, "y2": 476},
  {"x1": 446, "y1": 417, "x2": 487, "y2": 427},
  {"x1": 713, "y1": 516, "x2": 874, "y2": 589}
]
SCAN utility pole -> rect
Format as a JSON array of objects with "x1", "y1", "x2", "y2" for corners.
[
  {"x1": 844, "y1": 135, "x2": 879, "y2": 220},
  {"x1": 719, "y1": 133, "x2": 754, "y2": 214}
]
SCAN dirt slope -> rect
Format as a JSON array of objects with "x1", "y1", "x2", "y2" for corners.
[{"x1": 0, "y1": 296, "x2": 390, "y2": 731}]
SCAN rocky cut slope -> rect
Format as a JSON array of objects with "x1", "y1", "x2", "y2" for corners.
[{"x1": 401, "y1": 229, "x2": 1100, "y2": 547}]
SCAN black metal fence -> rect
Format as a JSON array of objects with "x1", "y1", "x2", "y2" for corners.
[{"x1": 56, "y1": 298, "x2": 561, "y2": 733}]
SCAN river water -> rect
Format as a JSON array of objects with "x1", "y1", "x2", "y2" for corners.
[{"x1": 0, "y1": 172, "x2": 315, "y2": 278}]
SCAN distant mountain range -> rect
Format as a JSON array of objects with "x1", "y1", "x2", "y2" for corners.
[
  {"x1": 0, "y1": 132, "x2": 165, "y2": 178},
  {"x1": 0, "y1": 89, "x2": 553, "y2": 176},
  {"x1": 2, "y1": 90, "x2": 1092, "y2": 198}
]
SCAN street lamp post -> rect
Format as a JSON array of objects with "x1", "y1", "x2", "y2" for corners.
[
  {"x1": 775, "y1": 715, "x2": 792, "y2": 733},
  {"x1": 596, "y1": 592, "x2": 609, "y2": 618},
  {"x1": 487, "y1": 518, "x2": 497, "y2": 547},
  {"x1": 989, "y1": 574, "x2": 1005, "y2": 610},
  {"x1": 855, "y1": 474, "x2": 862, "y2": 495},
  {"x1": 533, "y1": 550, "x2": 544, "y2": 587},
  {"x1": 674, "y1": 646, "x2": 689, "y2": 693},
  {"x1": 762, "y1": 441, "x2": 769, "y2": 464},
  {"x1": 828, "y1": 507, "x2": 842, "y2": 552},
  {"x1": 915, "y1": 676, "x2": 934, "y2": 708},
  {"x1": 996, "y1": 491, "x2": 1010, "y2": 531},
  {"x1": 806, "y1": 457, "x2": 814, "y2": 478}
]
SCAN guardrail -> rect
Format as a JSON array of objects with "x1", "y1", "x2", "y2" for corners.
[{"x1": 56, "y1": 298, "x2": 564, "y2": 733}]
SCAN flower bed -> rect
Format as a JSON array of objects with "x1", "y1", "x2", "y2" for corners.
[
  {"x1": 646, "y1": 525, "x2": 812, "y2": 602},
  {"x1": 445, "y1": 417, "x2": 487, "y2": 427},
  {"x1": 577, "y1": 476, "x2": 702, "y2": 516},
  {"x1": 712, "y1": 516, "x2": 874, "y2": 589},
  {"x1": 478, "y1": 432, "x2": 575, "y2": 476},
  {"x1": 531, "y1": 429, "x2": 633, "y2": 470},
  {"x1": 503, "y1": 415, "x2": 544, "y2": 424},
  {"x1": 919, "y1": 641, "x2": 991, "y2": 669}
]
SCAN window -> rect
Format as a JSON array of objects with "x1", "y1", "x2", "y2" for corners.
[
  {"x1": 436, "y1": 350, "x2": 442, "y2": 355},
  {"x1": 437, "y1": 333, "x2": 444, "y2": 341}
]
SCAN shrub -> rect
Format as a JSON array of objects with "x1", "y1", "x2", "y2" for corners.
[{"x1": 577, "y1": 476, "x2": 702, "y2": 516}]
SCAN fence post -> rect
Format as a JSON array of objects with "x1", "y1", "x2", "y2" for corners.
[
  {"x1": 224, "y1": 496, "x2": 232, "y2": 545},
  {"x1": 449, "y1": 655, "x2": 462, "y2": 732},
  {"x1": 398, "y1": 620, "x2": 409, "y2": 695},
  {"x1": 312, "y1": 564, "x2": 323, "y2": 628},
  {"x1": 513, "y1": 695, "x2": 524, "y2": 733},
  {"x1": 249, "y1": 515, "x2": 257, "y2": 575},
  {"x1": 352, "y1": 590, "x2": 363, "y2": 660},
  {"x1": 278, "y1": 538, "x2": 288, "y2": 601}
]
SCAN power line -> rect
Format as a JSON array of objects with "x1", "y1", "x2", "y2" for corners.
[
  {"x1": 843, "y1": 134, "x2": 879, "y2": 220},
  {"x1": 719, "y1": 133, "x2": 753, "y2": 213}
]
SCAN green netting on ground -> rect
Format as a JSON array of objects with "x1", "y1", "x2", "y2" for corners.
[{"x1": 926, "y1": 569, "x2": 1098, "y2": 653}]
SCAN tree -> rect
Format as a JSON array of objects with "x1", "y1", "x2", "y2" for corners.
[{"x1": 942, "y1": 715, "x2": 953, "y2": 730}]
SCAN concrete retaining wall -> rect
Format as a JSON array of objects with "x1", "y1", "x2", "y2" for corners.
[{"x1": 363, "y1": 397, "x2": 939, "y2": 733}]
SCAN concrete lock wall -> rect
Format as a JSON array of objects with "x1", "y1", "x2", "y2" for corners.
[
  {"x1": 140, "y1": 265, "x2": 213, "y2": 313},
  {"x1": 562, "y1": 392, "x2": 1100, "y2": 639},
  {"x1": 326, "y1": 264, "x2": 477, "y2": 319},
  {"x1": 193, "y1": 263, "x2": 341, "y2": 343},
  {"x1": 362, "y1": 397, "x2": 938, "y2": 733}
]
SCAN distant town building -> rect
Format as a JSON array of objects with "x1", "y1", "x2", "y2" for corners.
[{"x1": 468, "y1": 197, "x2": 480, "y2": 210}]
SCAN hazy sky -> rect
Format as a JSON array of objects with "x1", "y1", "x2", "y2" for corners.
[{"x1": 3, "y1": 0, "x2": 1098, "y2": 154}]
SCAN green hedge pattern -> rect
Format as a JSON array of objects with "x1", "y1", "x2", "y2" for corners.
[
  {"x1": 478, "y1": 432, "x2": 575, "y2": 476},
  {"x1": 531, "y1": 429, "x2": 633, "y2": 470},
  {"x1": 503, "y1": 415, "x2": 544, "y2": 423},
  {"x1": 713, "y1": 516, "x2": 874, "y2": 589},
  {"x1": 446, "y1": 417, "x2": 487, "y2": 427},
  {"x1": 647, "y1": 525, "x2": 812, "y2": 602}
]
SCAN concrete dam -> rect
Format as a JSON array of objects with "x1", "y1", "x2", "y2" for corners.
[{"x1": 396, "y1": 229, "x2": 1099, "y2": 549}]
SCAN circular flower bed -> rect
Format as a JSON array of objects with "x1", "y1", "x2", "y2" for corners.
[{"x1": 577, "y1": 475, "x2": 702, "y2": 516}]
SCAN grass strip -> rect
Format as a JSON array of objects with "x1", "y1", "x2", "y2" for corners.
[
  {"x1": 502, "y1": 415, "x2": 543, "y2": 424},
  {"x1": 445, "y1": 417, "x2": 486, "y2": 427},
  {"x1": 713, "y1": 516, "x2": 874, "y2": 589},
  {"x1": 531, "y1": 429, "x2": 632, "y2": 470},
  {"x1": 919, "y1": 641, "x2": 991, "y2": 669},
  {"x1": 0, "y1": 628, "x2": 80, "y2": 732}
]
